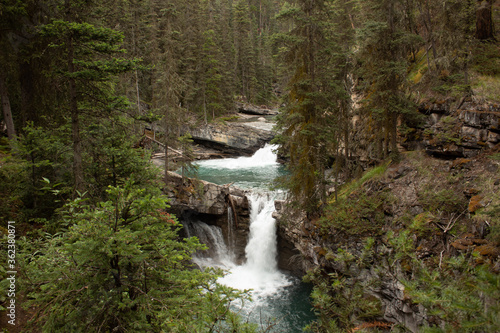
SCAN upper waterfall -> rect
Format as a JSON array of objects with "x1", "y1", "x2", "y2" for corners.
[{"x1": 197, "y1": 144, "x2": 278, "y2": 169}]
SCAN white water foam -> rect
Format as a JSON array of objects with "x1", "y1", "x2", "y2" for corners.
[
  {"x1": 185, "y1": 220, "x2": 234, "y2": 268},
  {"x1": 198, "y1": 143, "x2": 278, "y2": 169}
]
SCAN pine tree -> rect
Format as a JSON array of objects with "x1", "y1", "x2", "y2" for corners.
[
  {"x1": 355, "y1": 0, "x2": 421, "y2": 159},
  {"x1": 39, "y1": 1, "x2": 137, "y2": 193},
  {"x1": 274, "y1": 0, "x2": 355, "y2": 213}
]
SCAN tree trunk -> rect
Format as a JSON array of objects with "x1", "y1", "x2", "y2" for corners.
[
  {"x1": 0, "y1": 75, "x2": 16, "y2": 140},
  {"x1": 164, "y1": 133, "x2": 169, "y2": 183},
  {"x1": 476, "y1": 1, "x2": 495, "y2": 41},
  {"x1": 68, "y1": 36, "x2": 84, "y2": 193},
  {"x1": 390, "y1": 112, "x2": 398, "y2": 156},
  {"x1": 19, "y1": 61, "x2": 36, "y2": 125}
]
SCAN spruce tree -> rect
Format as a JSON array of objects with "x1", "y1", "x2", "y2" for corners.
[
  {"x1": 22, "y1": 176, "x2": 255, "y2": 332},
  {"x1": 39, "y1": 1, "x2": 137, "y2": 193},
  {"x1": 274, "y1": 0, "x2": 354, "y2": 213},
  {"x1": 355, "y1": 0, "x2": 421, "y2": 159},
  {"x1": 234, "y1": 0, "x2": 258, "y2": 102}
]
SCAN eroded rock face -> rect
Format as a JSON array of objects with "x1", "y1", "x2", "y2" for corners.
[
  {"x1": 274, "y1": 200, "x2": 309, "y2": 276},
  {"x1": 275, "y1": 200, "x2": 428, "y2": 332},
  {"x1": 164, "y1": 171, "x2": 250, "y2": 263},
  {"x1": 190, "y1": 122, "x2": 274, "y2": 156},
  {"x1": 405, "y1": 100, "x2": 500, "y2": 158}
]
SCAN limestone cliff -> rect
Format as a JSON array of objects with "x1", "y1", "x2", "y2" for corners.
[
  {"x1": 406, "y1": 99, "x2": 500, "y2": 158},
  {"x1": 190, "y1": 121, "x2": 274, "y2": 156}
]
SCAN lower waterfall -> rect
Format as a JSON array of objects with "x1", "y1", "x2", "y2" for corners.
[
  {"x1": 181, "y1": 144, "x2": 315, "y2": 332},
  {"x1": 218, "y1": 192, "x2": 291, "y2": 294}
]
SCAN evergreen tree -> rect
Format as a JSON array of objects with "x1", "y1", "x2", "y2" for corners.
[
  {"x1": 234, "y1": 0, "x2": 259, "y2": 102},
  {"x1": 274, "y1": 0, "x2": 354, "y2": 213},
  {"x1": 22, "y1": 177, "x2": 255, "y2": 332},
  {"x1": 201, "y1": 29, "x2": 226, "y2": 123},
  {"x1": 355, "y1": 0, "x2": 421, "y2": 159},
  {"x1": 39, "y1": 1, "x2": 137, "y2": 193}
]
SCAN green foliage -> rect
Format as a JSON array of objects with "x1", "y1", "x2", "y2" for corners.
[
  {"x1": 418, "y1": 184, "x2": 466, "y2": 214},
  {"x1": 472, "y1": 43, "x2": 500, "y2": 76},
  {"x1": 355, "y1": 0, "x2": 423, "y2": 157},
  {"x1": 201, "y1": 28, "x2": 232, "y2": 121},
  {"x1": 304, "y1": 237, "x2": 385, "y2": 331},
  {"x1": 177, "y1": 133, "x2": 197, "y2": 180},
  {"x1": 0, "y1": 146, "x2": 25, "y2": 222},
  {"x1": 336, "y1": 163, "x2": 390, "y2": 200},
  {"x1": 319, "y1": 191, "x2": 388, "y2": 236},
  {"x1": 5, "y1": 123, "x2": 73, "y2": 223},
  {"x1": 403, "y1": 255, "x2": 500, "y2": 332},
  {"x1": 21, "y1": 180, "x2": 255, "y2": 332},
  {"x1": 409, "y1": 212, "x2": 435, "y2": 236},
  {"x1": 40, "y1": 19, "x2": 139, "y2": 84},
  {"x1": 84, "y1": 117, "x2": 158, "y2": 202},
  {"x1": 485, "y1": 203, "x2": 500, "y2": 245},
  {"x1": 274, "y1": 0, "x2": 354, "y2": 214}
]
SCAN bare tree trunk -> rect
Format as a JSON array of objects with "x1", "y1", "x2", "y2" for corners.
[
  {"x1": 68, "y1": 36, "x2": 84, "y2": 193},
  {"x1": 390, "y1": 112, "x2": 398, "y2": 156},
  {"x1": 164, "y1": 137, "x2": 169, "y2": 182},
  {"x1": 476, "y1": 0, "x2": 495, "y2": 40},
  {"x1": 0, "y1": 75, "x2": 16, "y2": 140},
  {"x1": 131, "y1": 22, "x2": 141, "y2": 115},
  {"x1": 164, "y1": 112, "x2": 170, "y2": 183}
]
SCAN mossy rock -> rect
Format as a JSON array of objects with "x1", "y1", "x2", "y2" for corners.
[
  {"x1": 469, "y1": 195, "x2": 485, "y2": 213},
  {"x1": 474, "y1": 244, "x2": 500, "y2": 258}
]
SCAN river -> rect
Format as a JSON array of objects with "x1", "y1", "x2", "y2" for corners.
[{"x1": 182, "y1": 144, "x2": 316, "y2": 332}]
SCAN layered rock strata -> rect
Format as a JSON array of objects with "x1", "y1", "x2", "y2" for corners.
[
  {"x1": 404, "y1": 99, "x2": 500, "y2": 158},
  {"x1": 164, "y1": 171, "x2": 250, "y2": 263}
]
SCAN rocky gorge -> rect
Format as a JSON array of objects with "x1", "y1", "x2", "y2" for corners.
[
  {"x1": 161, "y1": 99, "x2": 500, "y2": 332},
  {"x1": 272, "y1": 99, "x2": 500, "y2": 331}
]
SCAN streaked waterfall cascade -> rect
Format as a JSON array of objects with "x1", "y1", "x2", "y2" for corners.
[{"x1": 182, "y1": 144, "x2": 315, "y2": 332}]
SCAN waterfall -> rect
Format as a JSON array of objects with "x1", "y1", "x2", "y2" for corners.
[
  {"x1": 227, "y1": 206, "x2": 236, "y2": 253},
  {"x1": 183, "y1": 220, "x2": 233, "y2": 267},
  {"x1": 198, "y1": 144, "x2": 278, "y2": 169},
  {"x1": 195, "y1": 144, "x2": 281, "y2": 190},
  {"x1": 218, "y1": 191, "x2": 291, "y2": 295},
  {"x1": 184, "y1": 192, "x2": 289, "y2": 293},
  {"x1": 181, "y1": 144, "x2": 314, "y2": 331},
  {"x1": 245, "y1": 192, "x2": 278, "y2": 273}
]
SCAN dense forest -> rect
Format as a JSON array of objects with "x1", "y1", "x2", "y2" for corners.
[{"x1": 1, "y1": 0, "x2": 499, "y2": 332}]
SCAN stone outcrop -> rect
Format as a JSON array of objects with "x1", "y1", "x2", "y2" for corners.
[
  {"x1": 274, "y1": 199, "x2": 429, "y2": 332},
  {"x1": 274, "y1": 199, "x2": 308, "y2": 276},
  {"x1": 402, "y1": 99, "x2": 500, "y2": 158},
  {"x1": 163, "y1": 171, "x2": 251, "y2": 263},
  {"x1": 190, "y1": 122, "x2": 274, "y2": 156}
]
